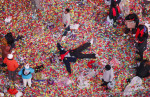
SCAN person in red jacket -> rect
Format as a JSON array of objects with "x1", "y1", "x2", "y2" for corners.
[
  {"x1": 135, "y1": 25, "x2": 148, "y2": 61},
  {"x1": 57, "y1": 39, "x2": 97, "y2": 76},
  {"x1": 109, "y1": 1, "x2": 121, "y2": 27},
  {"x1": 3, "y1": 54, "x2": 19, "y2": 81}
]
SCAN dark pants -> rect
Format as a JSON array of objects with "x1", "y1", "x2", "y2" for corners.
[
  {"x1": 63, "y1": 24, "x2": 70, "y2": 36},
  {"x1": 101, "y1": 79, "x2": 109, "y2": 86},
  {"x1": 70, "y1": 43, "x2": 96, "y2": 59},
  {"x1": 135, "y1": 39, "x2": 147, "y2": 60},
  {"x1": 124, "y1": 28, "x2": 136, "y2": 34},
  {"x1": 63, "y1": 57, "x2": 76, "y2": 74},
  {"x1": 8, "y1": 70, "x2": 16, "y2": 81},
  {"x1": 57, "y1": 42, "x2": 96, "y2": 59},
  {"x1": 113, "y1": 16, "x2": 117, "y2": 24}
]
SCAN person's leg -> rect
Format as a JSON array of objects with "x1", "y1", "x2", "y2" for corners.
[
  {"x1": 8, "y1": 70, "x2": 12, "y2": 81},
  {"x1": 73, "y1": 43, "x2": 91, "y2": 53},
  {"x1": 56, "y1": 43, "x2": 67, "y2": 54},
  {"x1": 113, "y1": 16, "x2": 117, "y2": 27},
  {"x1": 27, "y1": 78, "x2": 32, "y2": 87},
  {"x1": 63, "y1": 28, "x2": 68, "y2": 36},
  {"x1": 136, "y1": 40, "x2": 147, "y2": 61},
  {"x1": 63, "y1": 59, "x2": 72, "y2": 74},
  {"x1": 138, "y1": 50, "x2": 144, "y2": 61},
  {"x1": 77, "y1": 53, "x2": 96, "y2": 59},
  {"x1": 63, "y1": 24, "x2": 70, "y2": 36},
  {"x1": 12, "y1": 70, "x2": 16, "y2": 81},
  {"x1": 23, "y1": 79, "x2": 27, "y2": 87},
  {"x1": 57, "y1": 43, "x2": 63, "y2": 51}
]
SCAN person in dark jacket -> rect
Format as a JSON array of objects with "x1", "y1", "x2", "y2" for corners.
[
  {"x1": 123, "y1": 13, "x2": 139, "y2": 38},
  {"x1": 5, "y1": 32, "x2": 24, "y2": 49},
  {"x1": 135, "y1": 25, "x2": 148, "y2": 61},
  {"x1": 57, "y1": 40, "x2": 97, "y2": 76},
  {"x1": 111, "y1": 0, "x2": 121, "y2": 5},
  {"x1": 136, "y1": 60, "x2": 150, "y2": 78},
  {"x1": 109, "y1": 1, "x2": 121, "y2": 27}
]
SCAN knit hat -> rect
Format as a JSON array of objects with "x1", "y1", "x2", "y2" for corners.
[
  {"x1": 7, "y1": 54, "x2": 13, "y2": 59},
  {"x1": 105, "y1": 65, "x2": 111, "y2": 70}
]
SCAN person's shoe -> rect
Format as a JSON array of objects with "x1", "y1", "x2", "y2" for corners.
[
  {"x1": 113, "y1": 22, "x2": 117, "y2": 27},
  {"x1": 101, "y1": 83, "x2": 105, "y2": 86},
  {"x1": 90, "y1": 38, "x2": 94, "y2": 45},
  {"x1": 132, "y1": 34, "x2": 136, "y2": 37},
  {"x1": 136, "y1": 51, "x2": 140, "y2": 54}
]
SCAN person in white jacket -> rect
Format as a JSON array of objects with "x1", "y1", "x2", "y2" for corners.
[
  {"x1": 101, "y1": 64, "x2": 114, "y2": 90},
  {"x1": 62, "y1": 8, "x2": 71, "y2": 41}
]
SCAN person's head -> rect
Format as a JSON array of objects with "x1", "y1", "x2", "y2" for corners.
[
  {"x1": 129, "y1": 14, "x2": 135, "y2": 20},
  {"x1": 24, "y1": 64, "x2": 30, "y2": 69},
  {"x1": 65, "y1": 8, "x2": 70, "y2": 14},
  {"x1": 7, "y1": 54, "x2": 13, "y2": 59},
  {"x1": 111, "y1": 2, "x2": 117, "y2": 7},
  {"x1": 105, "y1": 64, "x2": 111, "y2": 71}
]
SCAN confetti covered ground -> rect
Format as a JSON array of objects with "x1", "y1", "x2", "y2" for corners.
[{"x1": 0, "y1": 0, "x2": 150, "y2": 96}]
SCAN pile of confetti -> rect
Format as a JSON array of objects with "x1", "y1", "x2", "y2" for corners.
[{"x1": 0, "y1": 0, "x2": 149, "y2": 96}]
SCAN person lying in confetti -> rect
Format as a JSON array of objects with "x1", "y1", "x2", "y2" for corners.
[{"x1": 57, "y1": 39, "x2": 98, "y2": 77}]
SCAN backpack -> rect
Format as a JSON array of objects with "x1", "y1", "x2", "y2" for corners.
[{"x1": 136, "y1": 25, "x2": 148, "y2": 40}]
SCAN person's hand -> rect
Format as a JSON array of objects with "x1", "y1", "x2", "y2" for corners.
[
  {"x1": 11, "y1": 50, "x2": 15, "y2": 54},
  {"x1": 64, "y1": 26, "x2": 67, "y2": 29},
  {"x1": 135, "y1": 39, "x2": 138, "y2": 43}
]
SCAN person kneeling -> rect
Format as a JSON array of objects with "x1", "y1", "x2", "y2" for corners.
[{"x1": 101, "y1": 64, "x2": 114, "y2": 90}]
